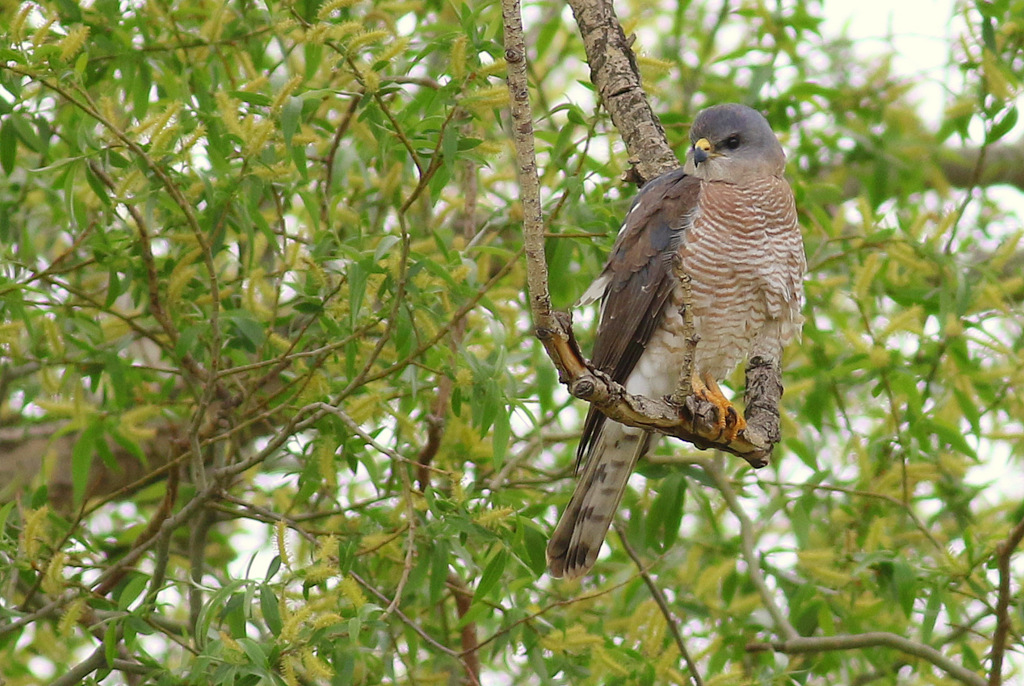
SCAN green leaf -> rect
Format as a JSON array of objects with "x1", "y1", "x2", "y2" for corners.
[
  {"x1": 0, "y1": 117, "x2": 15, "y2": 175},
  {"x1": 72, "y1": 422, "x2": 104, "y2": 508},
  {"x1": 491, "y1": 404, "x2": 510, "y2": 468},
  {"x1": 474, "y1": 548, "x2": 507, "y2": 602},
  {"x1": 260, "y1": 584, "x2": 282, "y2": 636},
  {"x1": 118, "y1": 573, "x2": 149, "y2": 611}
]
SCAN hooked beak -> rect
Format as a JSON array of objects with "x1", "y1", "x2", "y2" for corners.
[{"x1": 692, "y1": 137, "x2": 713, "y2": 165}]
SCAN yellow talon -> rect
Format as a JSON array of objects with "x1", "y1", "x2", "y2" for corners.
[{"x1": 691, "y1": 370, "x2": 746, "y2": 442}]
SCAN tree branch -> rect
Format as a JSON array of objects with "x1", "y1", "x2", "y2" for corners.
[
  {"x1": 939, "y1": 138, "x2": 1024, "y2": 192},
  {"x1": 564, "y1": 0, "x2": 678, "y2": 183},
  {"x1": 702, "y1": 458, "x2": 798, "y2": 640},
  {"x1": 747, "y1": 633, "x2": 986, "y2": 686},
  {"x1": 508, "y1": 0, "x2": 782, "y2": 464},
  {"x1": 988, "y1": 514, "x2": 1024, "y2": 686},
  {"x1": 614, "y1": 523, "x2": 704, "y2": 686}
]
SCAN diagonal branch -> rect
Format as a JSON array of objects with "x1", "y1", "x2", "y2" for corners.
[
  {"x1": 703, "y1": 458, "x2": 798, "y2": 639},
  {"x1": 615, "y1": 523, "x2": 704, "y2": 686}
]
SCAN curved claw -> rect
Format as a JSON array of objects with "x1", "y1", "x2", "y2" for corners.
[{"x1": 691, "y1": 371, "x2": 746, "y2": 443}]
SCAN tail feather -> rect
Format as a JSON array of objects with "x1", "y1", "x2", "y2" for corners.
[{"x1": 547, "y1": 423, "x2": 652, "y2": 578}]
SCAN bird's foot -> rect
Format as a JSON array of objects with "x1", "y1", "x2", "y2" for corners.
[{"x1": 687, "y1": 371, "x2": 746, "y2": 443}]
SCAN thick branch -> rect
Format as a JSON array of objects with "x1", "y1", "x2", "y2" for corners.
[
  {"x1": 537, "y1": 312, "x2": 773, "y2": 465},
  {"x1": 564, "y1": 0, "x2": 678, "y2": 183},
  {"x1": 939, "y1": 138, "x2": 1024, "y2": 192},
  {"x1": 748, "y1": 633, "x2": 985, "y2": 686},
  {"x1": 503, "y1": 0, "x2": 783, "y2": 465}
]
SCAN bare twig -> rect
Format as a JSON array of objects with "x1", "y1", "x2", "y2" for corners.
[
  {"x1": 50, "y1": 644, "x2": 110, "y2": 686},
  {"x1": 988, "y1": 515, "x2": 1024, "y2": 686},
  {"x1": 351, "y1": 571, "x2": 461, "y2": 659},
  {"x1": 614, "y1": 523, "x2": 704, "y2": 686},
  {"x1": 748, "y1": 633, "x2": 985, "y2": 686}
]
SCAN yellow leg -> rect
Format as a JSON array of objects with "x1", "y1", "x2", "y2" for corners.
[{"x1": 690, "y1": 370, "x2": 746, "y2": 442}]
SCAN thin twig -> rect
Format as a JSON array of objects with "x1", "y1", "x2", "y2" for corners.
[
  {"x1": 988, "y1": 514, "x2": 1024, "y2": 686},
  {"x1": 702, "y1": 458, "x2": 799, "y2": 640},
  {"x1": 614, "y1": 523, "x2": 704, "y2": 686}
]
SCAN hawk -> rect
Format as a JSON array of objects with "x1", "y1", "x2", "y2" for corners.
[{"x1": 547, "y1": 104, "x2": 806, "y2": 579}]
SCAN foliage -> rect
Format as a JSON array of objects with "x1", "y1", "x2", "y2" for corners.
[{"x1": 0, "y1": 0, "x2": 1022, "y2": 684}]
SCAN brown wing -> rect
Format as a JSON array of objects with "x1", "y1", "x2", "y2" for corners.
[{"x1": 577, "y1": 169, "x2": 702, "y2": 463}]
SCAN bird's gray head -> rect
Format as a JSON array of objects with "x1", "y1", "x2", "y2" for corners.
[{"x1": 682, "y1": 104, "x2": 786, "y2": 184}]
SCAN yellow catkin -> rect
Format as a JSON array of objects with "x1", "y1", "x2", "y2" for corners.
[
  {"x1": 149, "y1": 123, "x2": 180, "y2": 156},
  {"x1": 339, "y1": 575, "x2": 366, "y2": 608},
  {"x1": 325, "y1": 20, "x2": 363, "y2": 40},
  {"x1": 281, "y1": 655, "x2": 300, "y2": 686},
  {"x1": 31, "y1": 13, "x2": 56, "y2": 48},
  {"x1": 276, "y1": 520, "x2": 291, "y2": 568},
  {"x1": 41, "y1": 316, "x2": 64, "y2": 357},
  {"x1": 853, "y1": 252, "x2": 881, "y2": 301},
  {"x1": 58, "y1": 597, "x2": 86, "y2": 636},
  {"x1": 59, "y1": 25, "x2": 90, "y2": 60},
  {"x1": 243, "y1": 118, "x2": 275, "y2": 158},
  {"x1": 462, "y1": 85, "x2": 511, "y2": 113},
  {"x1": 347, "y1": 29, "x2": 391, "y2": 54},
  {"x1": 167, "y1": 263, "x2": 198, "y2": 304},
  {"x1": 302, "y1": 647, "x2": 334, "y2": 678},
  {"x1": 280, "y1": 603, "x2": 314, "y2": 643},
  {"x1": 312, "y1": 612, "x2": 343, "y2": 630},
  {"x1": 474, "y1": 507, "x2": 515, "y2": 530},
  {"x1": 637, "y1": 54, "x2": 673, "y2": 76},
  {"x1": 11, "y1": 3, "x2": 34, "y2": 43},
  {"x1": 317, "y1": 0, "x2": 360, "y2": 19},
  {"x1": 450, "y1": 35, "x2": 467, "y2": 80},
  {"x1": 304, "y1": 564, "x2": 335, "y2": 584},
  {"x1": 375, "y1": 36, "x2": 409, "y2": 65},
  {"x1": 219, "y1": 630, "x2": 243, "y2": 653},
  {"x1": 879, "y1": 304, "x2": 924, "y2": 339},
  {"x1": 594, "y1": 646, "x2": 630, "y2": 677},
  {"x1": 272, "y1": 74, "x2": 304, "y2": 113},
  {"x1": 476, "y1": 59, "x2": 508, "y2": 78},
  {"x1": 358, "y1": 64, "x2": 380, "y2": 94},
  {"x1": 267, "y1": 332, "x2": 293, "y2": 352},
  {"x1": 21, "y1": 505, "x2": 50, "y2": 560},
  {"x1": 215, "y1": 92, "x2": 243, "y2": 137},
  {"x1": 378, "y1": 0, "x2": 422, "y2": 13},
  {"x1": 41, "y1": 552, "x2": 66, "y2": 597},
  {"x1": 316, "y1": 535, "x2": 338, "y2": 564},
  {"x1": 200, "y1": 0, "x2": 228, "y2": 42},
  {"x1": 316, "y1": 442, "x2": 337, "y2": 489},
  {"x1": 180, "y1": 124, "x2": 206, "y2": 154}
]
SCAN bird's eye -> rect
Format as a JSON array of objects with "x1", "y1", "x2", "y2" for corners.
[{"x1": 725, "y1": 135, "x2": 741, "y2": 150}]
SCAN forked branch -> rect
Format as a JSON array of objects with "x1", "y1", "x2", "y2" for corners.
[{"x1": 500, "y1": 0, "x2": 779, "y2": 465}]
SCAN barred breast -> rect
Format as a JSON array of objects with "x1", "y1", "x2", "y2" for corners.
[{"x1": 680, "y1": 175, "x2": 805, "y2": 381}]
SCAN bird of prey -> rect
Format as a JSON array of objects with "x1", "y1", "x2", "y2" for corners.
[{"x1": 547, "y1": 103, "x2": 806, "y2": 579}]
